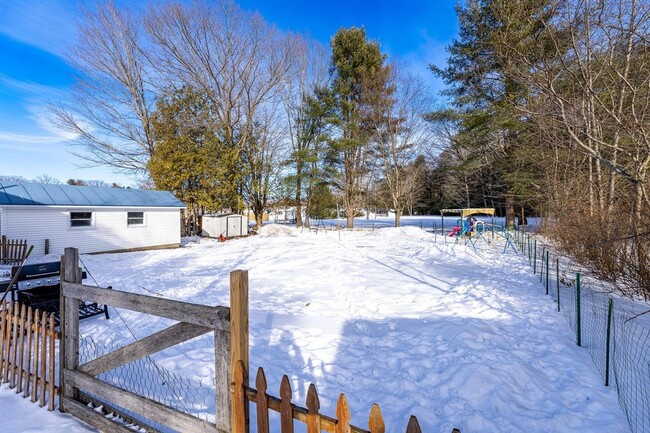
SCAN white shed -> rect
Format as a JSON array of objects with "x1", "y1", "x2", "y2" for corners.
[
  {"x1": 202, "y1": 214, "x2": 248, "y2": 238},
  {"x1": 0, "y1": 182, "x2": 186, "y2": 258}
]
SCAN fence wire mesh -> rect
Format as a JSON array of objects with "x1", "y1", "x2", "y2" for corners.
[
  {"x1": 520, "y1": 230, "x2": 650, "y2": 433},
  {"x1": 79, "y1": 336, "x2": 216, "y2": 432}
]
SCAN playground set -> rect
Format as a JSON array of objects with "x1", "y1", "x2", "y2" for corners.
[{"x1": 440, "y1": 208, "x2": 518, "y2": 254}]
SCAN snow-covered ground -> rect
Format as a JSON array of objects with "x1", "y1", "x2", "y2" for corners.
[
  {"x1": 0, "y1": 383, "x2": 95, "y2": 432},
  {"x1": 1, "y1": 221, "x2": 632, "y2": 433}
]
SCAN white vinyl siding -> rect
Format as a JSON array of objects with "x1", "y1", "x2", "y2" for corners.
[{"x1": 2, "y1": 207, "x2": 180, "y2": 257}]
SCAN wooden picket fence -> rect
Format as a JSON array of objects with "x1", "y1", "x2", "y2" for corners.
[
  {"x1": 0, "y1": 300, "x2": 58, "y2": 410},
  {"x1": 1, "y1": 236, "x2": 28, "y2": 265},
  {"x1": 233, "y1": 362, "x2": 462, "y2": 433}
]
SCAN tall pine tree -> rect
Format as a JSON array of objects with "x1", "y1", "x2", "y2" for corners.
[{"x1": 325, "y1": 27, "x2": 392, "y2": 228}]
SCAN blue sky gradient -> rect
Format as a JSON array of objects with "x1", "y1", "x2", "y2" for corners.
[{"x1": 0, "y1": 0, "x2": 458, "y2": 187}]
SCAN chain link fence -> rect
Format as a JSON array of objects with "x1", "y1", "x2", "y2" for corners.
[
  {"x1": 79, "y1": 336, "x2": 216, "y2": 432},
  {"x1": 518, "y1": 230, "x2": 650, "y2": 433}
]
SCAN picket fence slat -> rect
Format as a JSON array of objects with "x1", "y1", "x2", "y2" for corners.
[
  {"x1": 39, "y1": 311, "x2": 48, "y2": 407},
  {"x1": 0, "y1": 301, "x2": 59, "y2": 410},
  {"x1": 17, "y1": 304, "x2": 26, "y2": 393},
  {"x1": 0, "y1": 301, "x2": 6, "y2": 378},
  {"x1": 306, "y1": 384, "x2": 320, "y2": 433},
  {"x1": 48, "y1": 314, "x2": 56, "y2": 411},
  {"x1": 368, "y1": 404, "x2": 384, "y2": 433},
  {"x1": 31, "y1": 308, "x2": 40, "y2": 403},
  {"x1": 256, "y1": 367, "x2": 270, "y2": 433},
  {"x1": 3, "y1": 302, "x2": 13, "y2": 382},
  {"x1": 406, "y1": 416, "x2": 422, "y2": 433},
  {"x1": 10, "y1": 304, "x2": 19, "y2": 387},
  {"x1": 280, "y1": 375, "x2": 294, "y2": 433},
  {"x1": 336, "y1": 394, "x2": 351, "y2": 433},
  {"x1": 22, "y1": 306, "x2": 33, "y2": 397}
]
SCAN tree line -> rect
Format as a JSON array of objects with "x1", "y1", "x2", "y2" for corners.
[
  {"x1": 36, "y1": 0, "x2": 650, "y2": 296},
  {"x1": 47, "y1": 1, "x2": 435, "y2": 230},
  {"x1": 430, "y1": 0, "x2": 650, "y2": 298},
  {"x1": 0, "y1": 175, "x2": 125, "y2": 188}
]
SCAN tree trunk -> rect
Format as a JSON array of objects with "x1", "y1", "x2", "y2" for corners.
[
  {"x1": 518, "y1": 206, "x2": 527, "y2": 226},
  {"x1": 346, "y1": 188, "x2": 356, "y2": 229},
  {"x1": 295, "y1": 164, "x2": 303, "y2": 227},
  {"x1": 346, "y1": 205, "x2": 354, "y2": 228},
  {"x1": 505, "y1": 194, "x2": 516, "y2": 229}
]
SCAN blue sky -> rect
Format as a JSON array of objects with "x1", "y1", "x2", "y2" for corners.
[{"x1": 0, "y1": 0, "x2": 458, "y2": 187}]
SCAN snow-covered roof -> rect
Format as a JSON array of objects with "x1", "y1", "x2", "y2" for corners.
[{"x1": 0, "y1": 181, "x2": 185, "y2": 208}]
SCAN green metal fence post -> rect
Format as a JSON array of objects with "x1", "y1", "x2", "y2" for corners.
[
  {"x1": 605, "y1": 297, "x2": 613, "y2": 386},
  {"x1": 576, "y1": 273, "x2": 582, "y2": 347},
  {"x1": 545, "y1": 250, "x2": 550, "y2": 295},
  {"x1": 534, "y1": 240, "x2": 537, "y2": 274},
  {"x1": 556, "y1": 257, "x2": 560, "y2": 311},
  {"x1": 528, "y1": 235, "x2": 532, "y2": 264},
  {"x1": 539, "y1": 247, "x2": 546, "y2": 283}
]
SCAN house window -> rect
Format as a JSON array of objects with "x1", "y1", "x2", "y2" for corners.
[
  {"x1": 127, "y1": 211, "x2": 145, "y2": 226},
  {"x1": 70, "y1": 212, "x2": 93, "y2": 227}
]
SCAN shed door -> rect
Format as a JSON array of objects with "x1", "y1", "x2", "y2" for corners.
[{"x1": 227, "y1": 216, "x2": 242, "y2": 237}]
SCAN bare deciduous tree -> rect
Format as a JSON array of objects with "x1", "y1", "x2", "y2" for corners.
[
  {"x1": 241, "y1": 103, "x2": 288, "y2": 228},
  {"x1": 34, "y1": 174, "x2": 61, "y2": 184},
  {"x1": 50, "y1": 2, "x2": 156, "y2": 175},
  {"x1": 145, "y1": 1, "x2": 302, "y2": 158},
  {"x1": 370, "y1": 69, "x2": 433, "y2": 226},
  {"x1": 281, "y1": 40, "x2": 329, "y2": 227}
]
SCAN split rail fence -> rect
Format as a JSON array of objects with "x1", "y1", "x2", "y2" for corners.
[
  {"x1": 59, "y1": 247, "x2": 237, "y2": 433},
  {"x1": 0, "y1": 300, "x2": 58, "y2": 409},
  {"x1": 1, "y1": 235, "x2": 28, "y2": 265}
]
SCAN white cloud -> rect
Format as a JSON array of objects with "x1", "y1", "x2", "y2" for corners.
[
  {"x1": 28, "y1": 104, "x2": 80, "y2": 141},
  {"x1": 0, "y1": 0, "x2": 78, "y2": 59},
  {"x1": 0, "y1": 74, "x2": 78, "y2": 141},
  {"x1": 0, "y1": 132, "x2": 63, "y2": 145},
  {"x1": 0, "y1": 74, "x2": 66, "y2": 99}
]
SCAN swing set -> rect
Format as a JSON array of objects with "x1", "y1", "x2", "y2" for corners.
[{"x1": 440, "y1": 208, "x2": 518, "y2": 253}]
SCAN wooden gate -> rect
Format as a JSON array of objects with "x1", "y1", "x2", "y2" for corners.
[{"x1": 58, "y1": 247, "x2": 249, "y2": 433}]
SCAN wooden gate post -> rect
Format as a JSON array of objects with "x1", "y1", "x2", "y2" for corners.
[
  {"x1": 230, "y1": 270, "x2": 249, "y2": 433},
  {"x1": 60, "y1": 247, "x2": 81, "y2": 412},
  {"x1": 215, "y1": 270, "x2": 249, "y2": 433}
]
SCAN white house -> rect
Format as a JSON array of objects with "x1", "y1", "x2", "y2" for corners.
[{"x1": 0, "y1": 182, "x2": 185, "y2": 258}]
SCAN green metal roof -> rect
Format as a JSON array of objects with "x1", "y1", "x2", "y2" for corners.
[{"x1": 0, "y1": 182, "x2": 185, "y2": 208}]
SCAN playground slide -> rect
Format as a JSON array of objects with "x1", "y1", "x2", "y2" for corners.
[{"x1": 448, "y1": 226, "x2": 461, "y2": 237}]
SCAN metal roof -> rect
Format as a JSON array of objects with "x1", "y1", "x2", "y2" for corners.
[{"x1": 0, "y1": 182, "x2": 185, "y2": 208}]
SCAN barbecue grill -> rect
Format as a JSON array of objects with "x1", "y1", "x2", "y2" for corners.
[{"x1": 0, "y1": 261, "x2": 109, "y2": 324}]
